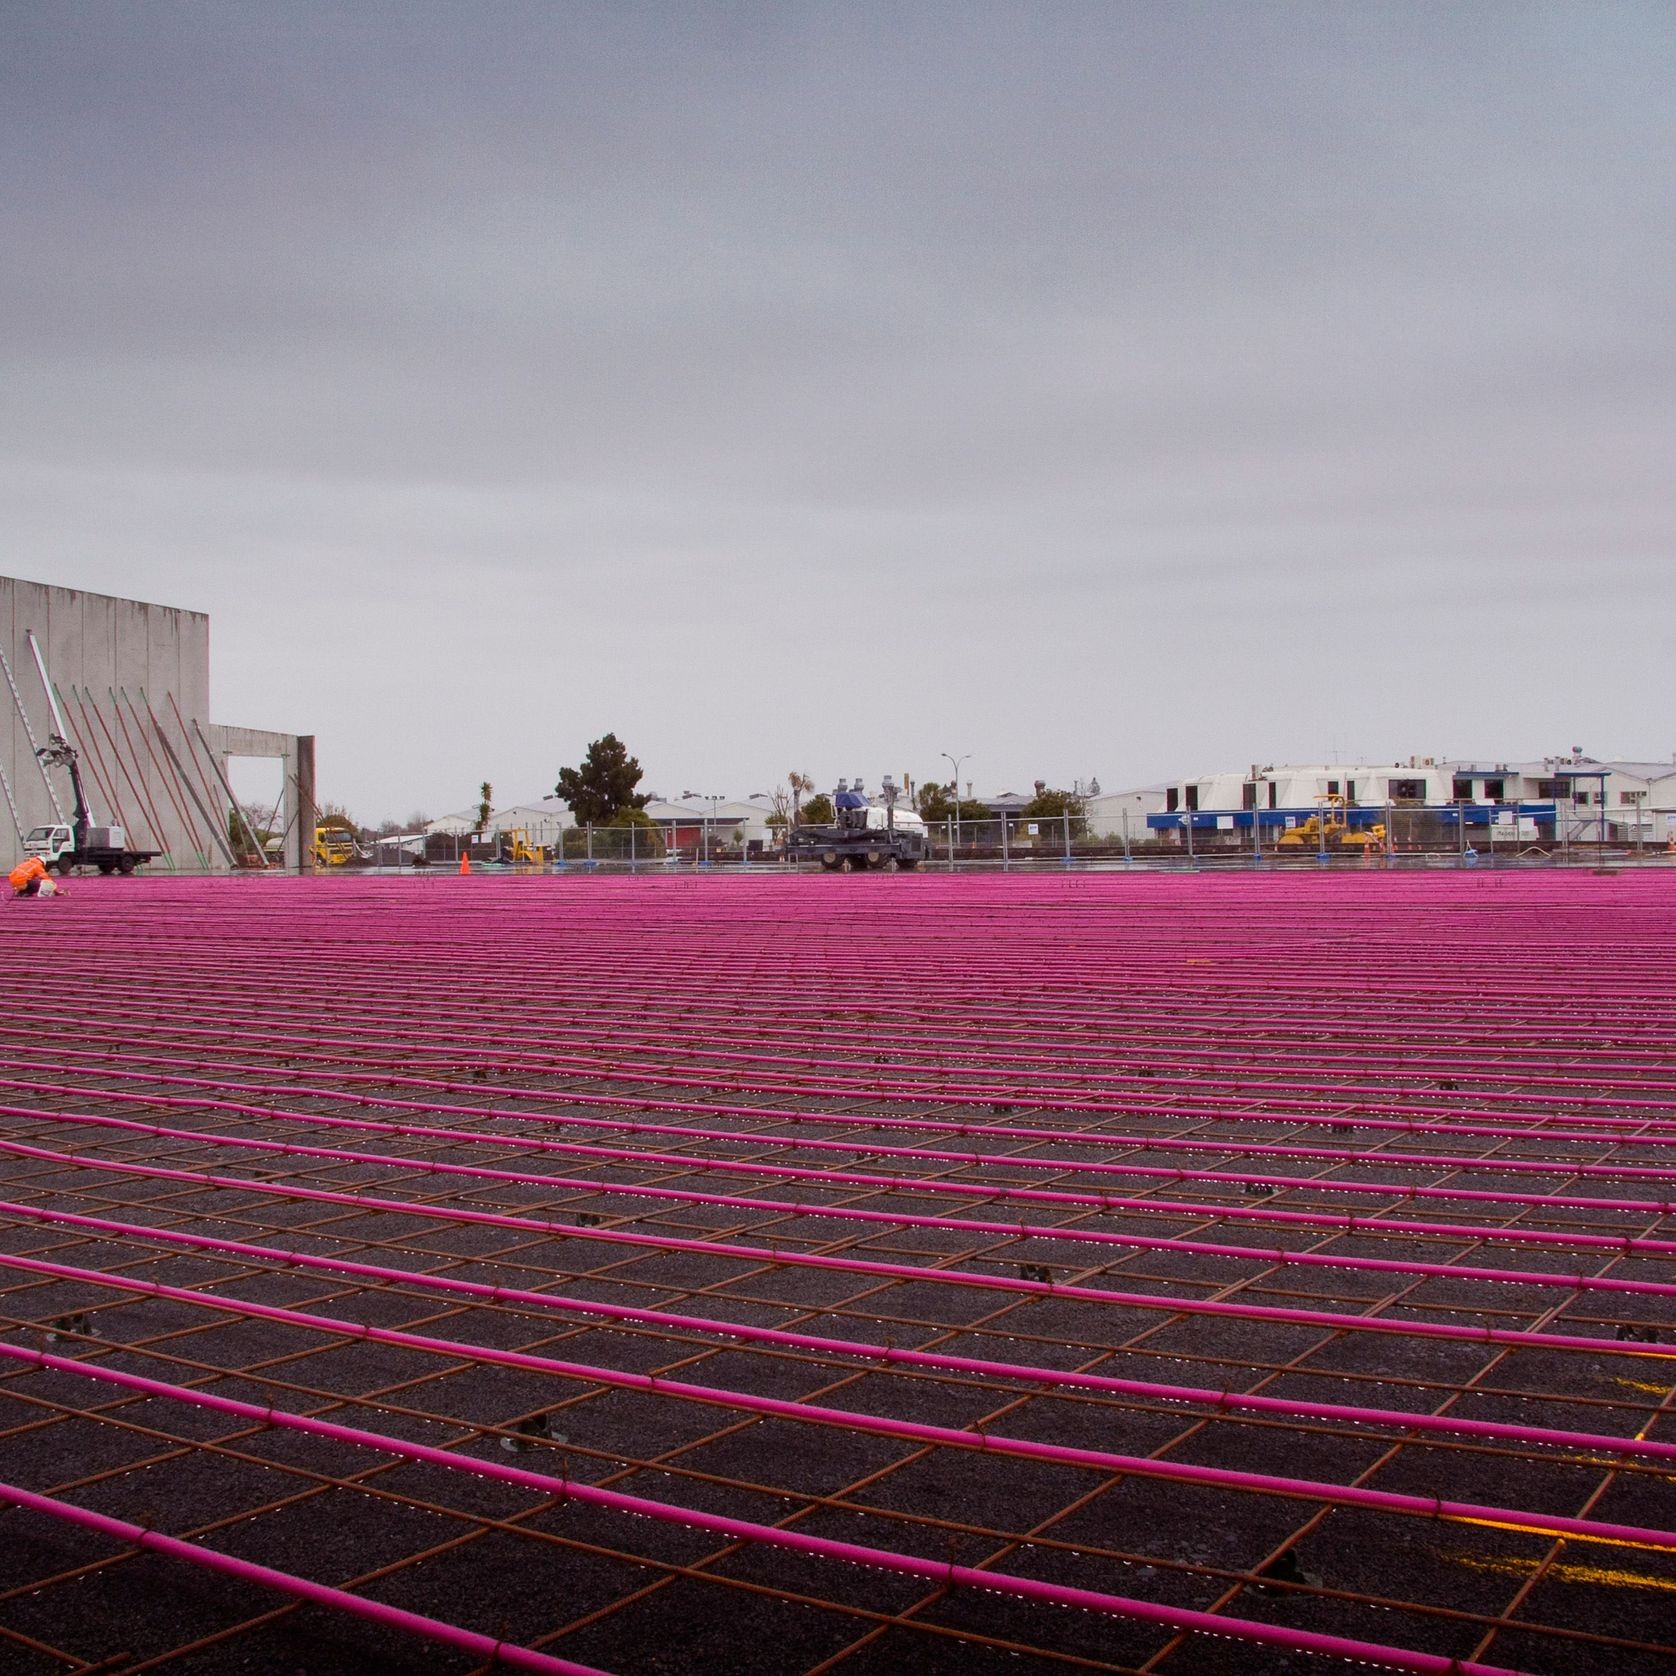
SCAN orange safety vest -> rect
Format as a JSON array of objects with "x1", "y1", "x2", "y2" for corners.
[{"x1": 9, "y1": 857, "x2": 47, "y2": 891}]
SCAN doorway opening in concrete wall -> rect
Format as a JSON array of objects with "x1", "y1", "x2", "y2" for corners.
[{"x1": 227, "y1": 757, "x2": 287, "y2": 869}]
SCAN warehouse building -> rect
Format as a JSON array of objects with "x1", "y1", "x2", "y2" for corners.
[
  {"x1": 642, "y1": 796, "x2": 776, "y2": 854},
  {"x1": 1084, "y1": 785, "x2": 1171, "y2": 839},
  {"x1": 427, "y1": 797, "x2": 576, "y2": 850},
  {"x1": 1, "y1": 574, "x2": 313, "y2": 871},
  {"x1": 1138, "y1": 755, "x2": 1676, "y2": 845}
]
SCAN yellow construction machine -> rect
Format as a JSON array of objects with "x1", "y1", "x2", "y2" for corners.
[
  {"x1": 1276, "y1": 795, "x2": 1385, "y2": 851},
  {"x1": 497, "y1": 827, "x2": 547, "y2": 865},
  {"x1": 313, "y1": 826, "x2": 359, "y2": 866}
]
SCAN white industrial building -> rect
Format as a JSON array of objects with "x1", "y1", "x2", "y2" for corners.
[
  {"x1": 427, "y1": 797, "x2": 575, "y2": 848},
  {"x1": 642, "y1": 796, "x2": 777, "y2": 852},
  {"x1": 1084, "y1": 785, "x2": 1171, "y2": 840},
  {"x1": 1136, "y1": 754, "x2": 1676, "y2": 845},
  {"x1": 1420, "y1": 759, "x2": 1673, "y2": 842}
]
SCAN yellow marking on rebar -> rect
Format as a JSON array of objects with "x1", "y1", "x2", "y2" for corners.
[
  {"x1": 1448, "y1": 1549, "x2": 1676, "y2": 1593},
  {"x1": 1631, "y1": 1389, "x2": 1672, "y2": 1443},
  {"x1": 1445, "y1": 1517, "x2": 1672, "y2": 1553}
]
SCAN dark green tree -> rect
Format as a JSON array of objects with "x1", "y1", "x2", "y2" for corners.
[
  {"x1": 800, "y1": 793, "x2": 835, "y2": 826},
  {"x1": 1022, "y1": 785, "x2": 1087, "y2": 836},
  {"x1": 475, "y1": 782, "x2": 493, "y2": 835},
  {"x1": 916, "y1": 781, "x2": 954, "y2": 822},
  {"x1": 917, "y1": 780, "x2": 990, "y2": 825},
  {"x1": 560, "y1": 805, "x2": 664, "y2": 857},
  {"x1": 555, "y1": 734, "x2": 649, "y2": 826}
]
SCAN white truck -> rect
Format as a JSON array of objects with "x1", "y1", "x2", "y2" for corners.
[{"x1": 24, "y1": 818, "x2": 159, "y2": 876}]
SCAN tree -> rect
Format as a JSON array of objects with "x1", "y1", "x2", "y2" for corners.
[
  {"x1": 917, "y1": 782, "x2": 990, "y2": 824},
  {"x1": 554, "y1": 733, "x2": 649, "y2": 826},
  {"x1": 226, "y1": 801, "x2": 283, "y2": 866},
  {"x1": 1022, "y1": 783, "x2": 1086, "y2": 837},
  {"x1": 916, "y1": 781, "x2": 954, "y2": 821},
  {"x1": 560, "y1": 804, "x2": 663, "y2": 858},
  {"x1": 371, "y1": 812, "x2": 429, "y2": 838},
  {"x1": 474, "y1": 782, "x2": 493, "y2": 836},
  {"x1": 317, "y1": 802, "x2": 360, "y2": 838},
  {"x1": 800, "y1": 793, "x2": 834, "y2": 826},
  {"x1": 770, "y1": 770, "x2": 816, "y2": 831},
  {"x1": 789, "y1": 770, "x2": 815, "y2": 823}
]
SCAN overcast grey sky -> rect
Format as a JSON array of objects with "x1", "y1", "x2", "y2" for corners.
[{"x1": 4, "y1": 2, "x2": 1671, "y2": 819}]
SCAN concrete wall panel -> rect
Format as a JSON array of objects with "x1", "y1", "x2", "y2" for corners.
[
  {"x1": 1, "y1": 573, "x2": 296, "y2": 871},
  {"x1": 81, "y1": 592, "x2": 118, "y2": 713}
]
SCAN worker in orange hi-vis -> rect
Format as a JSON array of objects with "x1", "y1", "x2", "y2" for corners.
[{"x1": 8, "y1": 857, "x2": 64, "y2": 899}]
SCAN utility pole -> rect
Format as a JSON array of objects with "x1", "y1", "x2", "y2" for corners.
[{"x1": 942, "y1": 753, "x2": 969, "y2": 851}]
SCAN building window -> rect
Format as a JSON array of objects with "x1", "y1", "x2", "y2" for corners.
[
  {"x1": 1326, "y1": 780, "x2": 1339, "y2": 796},
  {"x1": 1482, "y1": 778, "x2": 1504, "y2": 800},
  {"x1": 1166, "y1": 787, "x2": 1178, "y2": 812},
  {"x1": 1185, "y1": 785, "x2": 1199, "y2": 812},
  {"x1": 1268, "y1": 781, "x2": 1278, "y2": 808},
  {"x1": 1242, "y1": 782, "x2": 1257, "y2": 810},
  {"x1": 1536, "y1": 779, "x2": 1564, "y2": 798},
  {"x1": 1574, "y1": 790, "x2": 1591, "y2": 805},
  {"x1": 1345, "y1": 779, "x2": 1357, "y2": 802},
  {"x1": 1452, "y1": 777, "x2": 1473, "y2": 799},
  {"x1": 1388, "y1": 778, "x2": 1425, "y2": 801},
  {"x1": 1621, "y1": 789, "x2": 1646, "y2": 805}
]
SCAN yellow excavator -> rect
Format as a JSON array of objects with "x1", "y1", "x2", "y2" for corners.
[{"x1": 1276, "y1": 794, "x2": 1385, "y2": 850}]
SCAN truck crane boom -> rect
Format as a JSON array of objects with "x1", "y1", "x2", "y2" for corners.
[
  {"x1": 26, "y1": 632, "x2": 93, "y2": 848},
  {"x1": 34, "y1": 738, "x2": 91, "y2": 851},
  {"x1": 19, "y1": 630, "x2": 160, "y2": 876}
]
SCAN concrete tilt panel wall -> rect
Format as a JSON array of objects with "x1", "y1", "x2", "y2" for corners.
[{"x1": 0, "y1": 574, "x2": 313, "y2": 873}]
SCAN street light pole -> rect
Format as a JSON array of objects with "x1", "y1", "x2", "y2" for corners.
[{"x1": 942, "y1": 752, "x2": 969, "y2": 857}]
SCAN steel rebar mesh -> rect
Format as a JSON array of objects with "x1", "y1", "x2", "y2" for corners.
[{"x1": 1, "y1": 870, "x2": 1673, "y2": 1676}]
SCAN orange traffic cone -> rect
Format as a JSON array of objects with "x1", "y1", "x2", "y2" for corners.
[{"x1": 459, "y1": 852, "x2": 471, "y2": 876}]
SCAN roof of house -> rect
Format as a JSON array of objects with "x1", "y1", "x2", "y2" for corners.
[
  {"x1": 427, "y1": 797, "x2": 573, "y2": 834},
  {"x1": 1086, "y1": 783, "x2": 1171, "y2": 801},
  {"x1": 491, "y1": 802, "x2": 573, "y2": 824},
  {"x1": 424, "y1": 809, "x2": 481, "y2": 834},
  {"x1": 641, "y1": 799, "x2": 749, "y2": 824}
]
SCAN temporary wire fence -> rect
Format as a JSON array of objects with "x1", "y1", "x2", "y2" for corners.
[
  {"x1": 0, "y1": 870, "x2": 1673, "y2": 1676},
  {"x1": 384, "y1": 810, "x2": 1676, "y2": 874}
]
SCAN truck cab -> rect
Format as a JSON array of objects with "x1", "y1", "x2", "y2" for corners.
[
  {"x1": 23, "y1": 825, "x2": 74, "y2": 865},
  {"x1": 313, "y1": 827, "x2": 359, "y2": 867}
]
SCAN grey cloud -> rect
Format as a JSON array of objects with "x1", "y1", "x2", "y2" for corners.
[{"x1": 3, "y1": 1, "x2": 1672, "y2": 815}]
